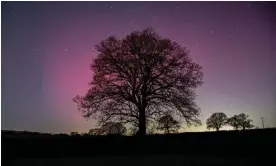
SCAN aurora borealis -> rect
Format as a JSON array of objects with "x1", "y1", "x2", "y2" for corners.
[{"x1": 2, "y1": 2, "x2": 276, "y2": 133}]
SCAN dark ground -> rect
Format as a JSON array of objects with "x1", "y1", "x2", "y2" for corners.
[{"x1": 2, "y1": 129, "x2": 276, "y2": 166}]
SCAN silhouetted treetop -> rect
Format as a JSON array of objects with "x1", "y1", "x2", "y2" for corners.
[
  {"x1": 236, "y1": 113, "x2": 254, "y2": 130},
  {"x1": 227, "y1": 113, "x2": 254, "y2": 130},
  {"x1": 73, "y1": 28, "x2": 203, "y2": 136},
  {"x1": 206, "y1": 112, "x2": 228, "y2": 131}
]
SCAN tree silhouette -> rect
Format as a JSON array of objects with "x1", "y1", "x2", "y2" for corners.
[
  {"x1": 70, "y1": 132, "x2": 80, "y2": 136},
  {"x1": 237, "y1": 113, "x2": 254, "y2": 130},
  {"x1": 157, "y1": 114, "x2": 181, "y2": 134},
  {"x1": 227, "y1": 115, "x2": 241, "y2": 130},
  {"x1": 227, "y1": 113, "x2": 254, "y2": 130},
  {"x1": 73, "y1": 28, "x2": 203, "y2": 136},
  {"x1": 100, "y1": 122, "x2": 127, "y2": 135},
  {"x1": 88, "y1": 128, "x2": 104, "y2": 135},
  {"x1": 206, "y1": 112, "x2": 228, "y2": 131}
]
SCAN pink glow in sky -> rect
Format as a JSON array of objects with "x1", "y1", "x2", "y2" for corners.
[{"x1": 2, "y1": 2, "x2": 276, "y2": 133}]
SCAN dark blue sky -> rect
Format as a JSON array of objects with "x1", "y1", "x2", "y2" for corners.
[{"x1": 2, "y1": 2, "x2": 276, "y2": 133}]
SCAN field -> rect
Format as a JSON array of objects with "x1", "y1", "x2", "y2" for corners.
[{"x1": 2, "y1": 129, "x2": 276, "y2": 166}]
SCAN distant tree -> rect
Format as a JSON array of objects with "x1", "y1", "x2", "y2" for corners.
[
  {"x1": 100, "y1": 122, "x2": 127, "y2": 135},
  {"x1": 89, "y1": 128, "x2": 101, "y2": 135},
  {"x1": 157, "y1": 114, "x2": 181, "y2": 134},
  {"x1": 80, "y1": 133, "x2": 90, "y2": 136},
  {"x1": 227, "y1": 113, "x2": 254, "y2": 130},
  {"x1": 206, "y1": 112, "x2": 228, "y2": 131},
  {"x1": 56, "y1": 133, "x2": 69, "y2": 137},
  {"x1": 70, "y1": 132, "x2": 80, "y2": 136},
  {"x1": 237, "y1": 113, "x2": 254, "y2": 130},
  {"x1": 227, "y1": 115, "x2": 241, "y2": 130},
  {"x1": 73, "y1": 28, "x2": 203, "y2": 136},
  {"x1": 88, "y1": 128, "x2": 104, "y2": 135}
]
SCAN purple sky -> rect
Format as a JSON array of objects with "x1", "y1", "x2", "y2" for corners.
[{"x1": 2, "y1": 2, "x2": 276, "y2": 133}]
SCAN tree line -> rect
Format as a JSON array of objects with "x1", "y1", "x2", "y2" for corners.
[
  {"x1": 76, "y1": 112, "x2": 254, "y2": 136},
  {"x1": 83, "y1": 114, "x2": 181, "y2": 136},
  {"x1": 206, "y1": 112, "x2": 254, "y2": 131}
]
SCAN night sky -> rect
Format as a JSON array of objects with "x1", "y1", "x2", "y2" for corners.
[{"x1": 2, "y1": 2, "x2": 276, "y2": 134}]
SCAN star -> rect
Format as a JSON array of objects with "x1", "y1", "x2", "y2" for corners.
[
  {"x1": 109, "y1": 6, "x2": 113, "y2": 9},
  {"x1": 228, "y1": 32, "x2": 232, "y2": 37},
  {"x1": 64, "y1": 48, "x2": 68, "y2": 52},
  {"x1": 32, "y1": 48, "x2": 36, "y2": 51},
  {"x1": 230, "y1": 104, "x2": 233, "y2": 107},
  {"x1": 211, "y1": 30, "x2": 216, "y2": 34}
]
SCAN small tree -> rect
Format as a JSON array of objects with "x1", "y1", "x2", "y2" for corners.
[
  {"x1": 157, "y1": 114, "x2": 181, "y2": 134},
  {"x1": 237, "y1": 113, "x2": 254, "y2": 130},
  {"x1": 227, "y1": 113, "x2": 254, "y2": 130},
  {"x1": 206, "y1": 112, "x2": 228, "y2": 131},
  {"x1": 227, "y1": 115, "x2": 241, "y2": 130},
  {"x1": 88, "y1": 128, "x2": 104, "y2": 135},
  {"x1": 100, "y1": 122, "x2": 127, "y2": 135}
]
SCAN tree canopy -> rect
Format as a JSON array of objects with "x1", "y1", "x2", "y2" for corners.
[
  {"x1": 236, "y1": 113, "x2": 254, "y2": 130},
  {"x1": 206, "y1": 112, "x2": 228, "y2": 131},
  {"x1": 73, "y1": 28, "x2": 203, "y2": 136},
  {"x1": 227, "y1": 113, "x2": 254, "y2": 130}
]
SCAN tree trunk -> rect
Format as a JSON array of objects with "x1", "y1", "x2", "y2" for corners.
[{"x1": 138, "y1": 106, "x2": 146, "y2": 136}]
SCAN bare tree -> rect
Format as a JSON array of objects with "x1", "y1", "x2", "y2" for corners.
[
  {"x1": 157, "y1": 114, "x2": 181, "y2": 134},
  {"x1": 73, "y1": 28, "x2": 203, "y2": 136},
  {"x1": 206, "y1": 112, "x2": 228, "y2": 131}
]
